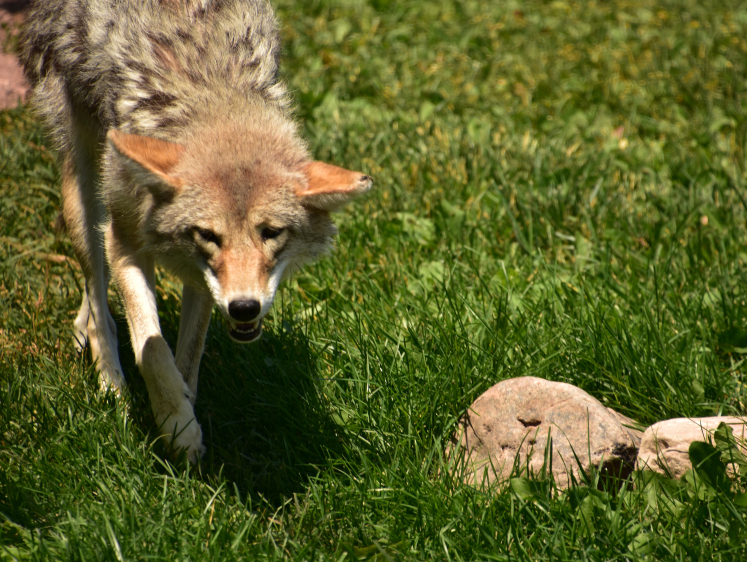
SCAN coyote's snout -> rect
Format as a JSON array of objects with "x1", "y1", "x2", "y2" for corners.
[{"x1": 20, "y1": 0, "x2": 371, "y2": 462}]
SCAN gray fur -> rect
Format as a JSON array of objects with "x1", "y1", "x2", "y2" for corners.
[{"x1": 21, "y1": 0, "x2": 288, "y2": 146}]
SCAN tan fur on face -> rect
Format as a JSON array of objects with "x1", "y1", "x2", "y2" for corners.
[{"x1": 213, "y1": 244, "x2": 269, "y2": 295}]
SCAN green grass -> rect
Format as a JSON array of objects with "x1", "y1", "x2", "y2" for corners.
[{"x1": 3, "y1": 0, "x2": 747, "y2": 559}]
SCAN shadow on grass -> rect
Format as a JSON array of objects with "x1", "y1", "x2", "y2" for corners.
[{"x1": 116, "y1": 298, "x2": 342, "y2": 505}]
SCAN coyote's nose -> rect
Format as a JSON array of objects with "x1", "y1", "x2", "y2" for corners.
[{"x1": 228, "y1": 299, "x2": 261, "y2": 322}]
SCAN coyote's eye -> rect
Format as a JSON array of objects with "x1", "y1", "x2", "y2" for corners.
[
  {"x1": 261, "y1": 226, "x2": 284, "y2": 241},
  {"x1": 194, "y1": 227, "x2": 221, "y2": 247}
]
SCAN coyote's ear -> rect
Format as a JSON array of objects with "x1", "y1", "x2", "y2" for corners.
[
  {"x1": 107, "y1": 130, "x2": 184, "y2": 196},
  {"x1": 295, "y1": 161, "x2": 373, "y2": 211}
]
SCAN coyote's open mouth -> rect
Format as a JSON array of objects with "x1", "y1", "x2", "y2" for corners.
[{"x1": 228, "y1": 319, "x2": 263, "y2": 343}]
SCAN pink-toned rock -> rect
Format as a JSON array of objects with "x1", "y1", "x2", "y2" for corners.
[
  {"x1": 0, "y1": 51, "x2": 28, "y2": 109},
  {"x1": 636, "y1": 417, "x2": 747, "y2": 479},
  {"x1": 0, "y1": 0, "x2": 30, "y2": 110},
  {"x1": 449, "y1": 377, "x2": 639, "y2": 489},
  {"x1": 607, "y1": 407, "x2": 644, "y2": 449}
]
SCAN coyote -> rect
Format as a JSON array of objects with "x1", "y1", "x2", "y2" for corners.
[{"x1": 20, "y1": 0, "x2": 372, "y2": 462}]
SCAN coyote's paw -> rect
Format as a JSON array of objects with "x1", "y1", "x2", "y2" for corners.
[
  {"x1": 98, "y1": 367, "x2": 126, "y2": 394},
  {"x1": 158, "y1": 402, "x2": 205, "y2": 464},
  {"x1": 96, "y1": 344, "x2": 126, "y2": 394},
  {"x1": 72, "y1": 312, "x2": 89, "y2": 353},
  {"x1": 174, "y1": 422, "x2": 206, "y2": 465}
]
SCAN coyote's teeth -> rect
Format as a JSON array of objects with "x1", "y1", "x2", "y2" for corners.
[{"x1": 228, "y1": 318, "x2": 263, "y2": 343}]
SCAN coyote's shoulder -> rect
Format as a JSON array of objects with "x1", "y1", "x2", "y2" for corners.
[{"x1": 21, "y1": 0, "x2": 287, "y2": 143}]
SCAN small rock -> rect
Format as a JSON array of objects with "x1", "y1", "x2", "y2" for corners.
[
  {"x1": 449, "y1": 377, "x2": 639, "y2": 489},
  {"x1": 636, "y1": 417, "x2": 747, "y2": 479}
]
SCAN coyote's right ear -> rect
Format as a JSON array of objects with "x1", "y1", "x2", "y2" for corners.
[{"x1": 107, "y1": 130, "x2": 184, "y2": 196}]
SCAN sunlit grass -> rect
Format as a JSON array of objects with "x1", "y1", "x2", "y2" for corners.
[{"x1": 2, "y1": 0, "x2": 747, "y2": 559}]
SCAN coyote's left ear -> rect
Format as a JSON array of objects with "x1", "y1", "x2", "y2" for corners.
[
  {"x1": 107, "y1": 130, "x2": 184, "y2": 196},
  {"x1": 295, "y1": 161, "x2": 373, "y2": 212}
]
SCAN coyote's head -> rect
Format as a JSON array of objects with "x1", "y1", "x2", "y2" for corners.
[{"x1": 106, "y1": 119, "x2": 371, "y2": 343}]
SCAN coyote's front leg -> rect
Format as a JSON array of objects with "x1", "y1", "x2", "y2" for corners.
[
  {"x1": 60, "y1": 154, "x2": 125, "y2": 391},
  {"x1": 106, "y1": 225, "x2": 204, "y2": 463},
  {"x1": 175, "y1": 285, "x2": 214, "y2": 402}
]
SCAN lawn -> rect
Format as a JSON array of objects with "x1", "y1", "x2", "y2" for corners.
[{"x1": 2, "y1": 0, "x2": 747, "y2": 559}]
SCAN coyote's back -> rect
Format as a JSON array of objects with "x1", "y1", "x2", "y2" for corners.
[{"x1": 21, "y1": 0, "x2": 287, "y2": 143}]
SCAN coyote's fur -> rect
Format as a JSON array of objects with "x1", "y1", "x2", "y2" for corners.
[{"x1": 20, "y1": 0, "x2": 372, "y2": 462}]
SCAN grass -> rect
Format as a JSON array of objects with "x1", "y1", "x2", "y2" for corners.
[{"x1": 2, "y1": 0, "x2": 747, "y2": 559}]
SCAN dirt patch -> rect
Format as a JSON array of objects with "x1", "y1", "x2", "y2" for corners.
[{"x1": 0, "y1": 0, "x2": 30, "y2": 110}]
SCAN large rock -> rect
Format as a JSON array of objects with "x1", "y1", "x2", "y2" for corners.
[
  {"x1": 607, "y1": 408, "x2": 644, "y2": 449},
  {"x1": 636, "y1": 417, "x2": 747, "y2": 479},
  {"x1": 449, "y1": 377, "x2": 639, "y2": 489}
]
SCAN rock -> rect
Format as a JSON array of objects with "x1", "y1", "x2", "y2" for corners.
[
  {"x1": 635, "y1": 417, "x2": 747, "y2": 479},
  {"x1": 449, "y1": 377, "x2": 639, "y2": 489},
  {"x1": 0, "y1": 52, "x2": 28, "y2": 109},
  {"x1": 607, "y1": 408, "x2": 645, "y2": 449},
  {"x1": 0, "y1": 0, "x2": 30, "y2": 110}
]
